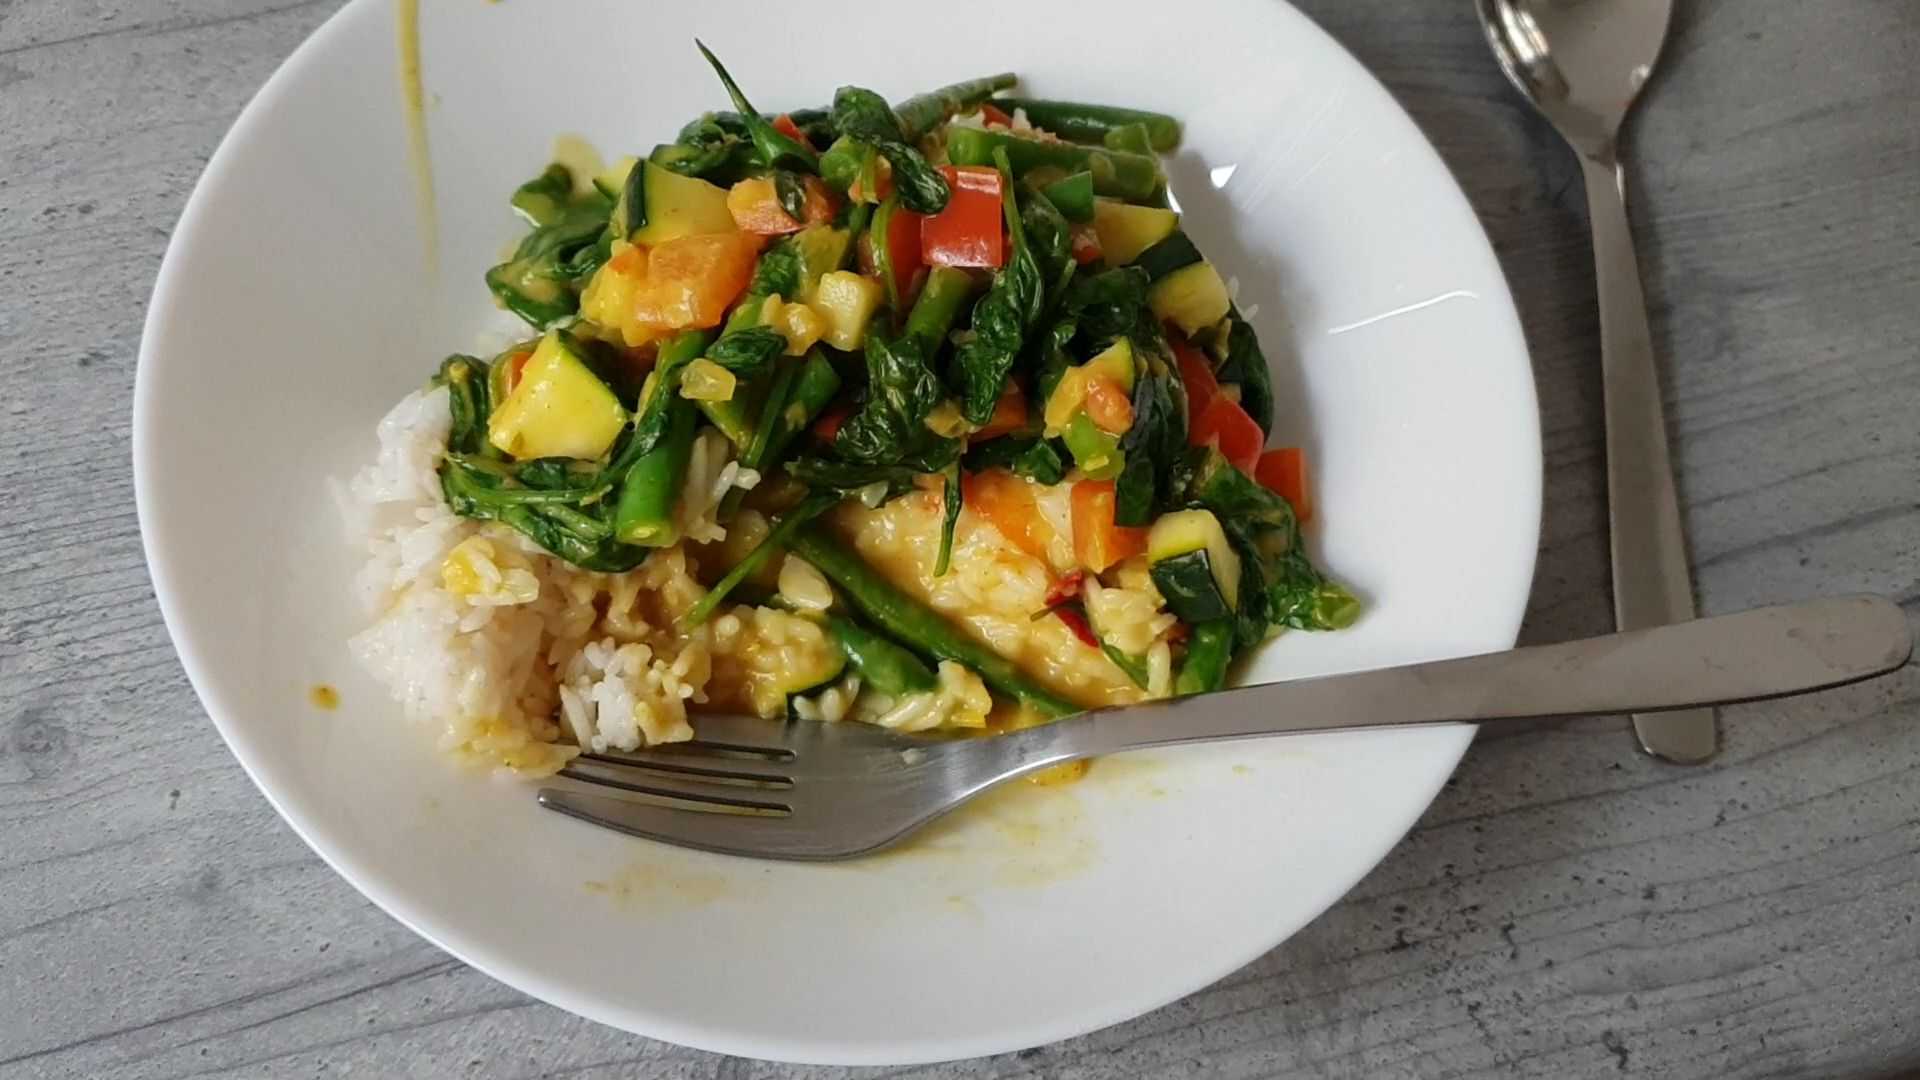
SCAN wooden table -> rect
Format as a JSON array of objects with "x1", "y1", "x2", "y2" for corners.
[{"x1": 2, "y1": 1, "x2": 1915, "y2": 1076}]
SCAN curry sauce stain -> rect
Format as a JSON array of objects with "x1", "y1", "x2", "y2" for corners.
[
  {"x1": 860, "y1": 777, "x2": 1098, "y2": 890},
  {"x1": 308, "y1": 684, "x2": 340, "y2": 710},
  {"x1": 395, "y1": 0, "x2": 437, "y2": 272},
  {"x1": 584, "y1": 860, "x2": 738, "y2": 910}
]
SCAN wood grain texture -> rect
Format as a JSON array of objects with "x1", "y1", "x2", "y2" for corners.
[{"x1": 1, "y1": 0, "x2": 1915, "y2": 1076}]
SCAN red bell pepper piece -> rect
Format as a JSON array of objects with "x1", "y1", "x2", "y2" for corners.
[
  {"x1": 772, "y1": 113, "x2": 805, "y2": 144},
  {"x1": 1256, "y1": 447, "x2": 1312, "y2": 523},
  {"x1": 813, "y1": 401, "x2": 852, "y2": 443},
  {"x1": 1049, "y1": 603, "x2": 1101, "y2": 649},
  {"x1": 921, "y1": 165, "x2": 1004, "y2": 269},
  {"x1": 1190, "y1": 395, "x2": 1264, "y2": 474},
  {"x1": 1170, "y1": 336, "x2": 1219, "y2": 423}
]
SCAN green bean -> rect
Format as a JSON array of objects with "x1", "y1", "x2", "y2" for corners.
[
  {"x1": 766, "y1": 349, "x2": 843, "y2": 457},
  {"x1": 902, "y1": 266, "x2": 978, "y2": 355},
  {"x1": 697, "y1": 297, "x2": 776, "y2": 447},
  {"x1": 1174, "y1": 621, "x2": 1235, "y2": 696},
  {"x1": 1102, "y1": 643, "x2": 1151, "y2": 690},
  {"x1": 1039, "y1": 170, "x2": 1095, "y2": 223},
  {"x1": 1101, "y1": 121, "x2": 1155, "y2": 156},
  {"x1": 823, "y1": 613, "x2": 939, "y2": 697},
  {"x1": 613, "y1": 397, "x2": 696, "y2": 546},
  {"x1": 787, "y1": 526, "x2": 1079, "y2": 718},
  {"x1": 944, "y1": 127, "x2": 1161, "y2": 202},
  {"x1": 894, "y1": 73, "x2": 1019, "y2": 141},
  {"x1": 718, "y1": 349, "x2": 842, "y2": 519},
  {"x1": 997, "y1": 98, "x2": 1182, "y2": 152},
  {"x1": 681, "y1": 491, "x2": 840, "y2": 627},
  {"x1": 602, "y1": 329, "x2": 712, "y2": 483},
  {"x1": 818, "y1": 135, "x2": 867, "y2": 193}
]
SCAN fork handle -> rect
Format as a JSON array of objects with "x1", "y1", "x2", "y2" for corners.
[{"x1": 1019, "y1": 597, "x2": 1910, "y2": 763}]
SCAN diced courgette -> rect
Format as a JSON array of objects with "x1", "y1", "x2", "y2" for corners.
[
  {"x1": 1091, "y1": 199, "x2": 1178, "y2": 266},
  {"x1": 1148, "y1": 509, "x2": 1241, "y2": 623},
  {"x1": 791, "y1": 225, "x2": 853, "y2": 302},
  {"x1": 1132, "y1": 230, "x2": 1203, "y2": 282},
  {"x1": 487, "y1": 331, "x2": 628, "y2": 461},
  {"x1": 1149, "y1": 260, "x2": 1232, "y2": 336},
  {"x1": 611, "y1": 160, "x2": 736, "y2": 246},
  {"x1": 1044, "y1": 338, "x2": 1137, "y2": 433}
]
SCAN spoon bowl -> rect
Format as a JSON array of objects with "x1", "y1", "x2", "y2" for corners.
[{"x1": 1476, "y1": 0, "x2": 1674, "y2": 156}]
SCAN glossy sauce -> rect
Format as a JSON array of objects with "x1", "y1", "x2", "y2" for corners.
[{"x1": 395, "y1": 0, "x2": 437, "y2": 270}]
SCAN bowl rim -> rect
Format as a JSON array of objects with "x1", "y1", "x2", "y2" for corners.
[{"x1": 133, "y1": 0, "x2": 1541, "y2": 1063}]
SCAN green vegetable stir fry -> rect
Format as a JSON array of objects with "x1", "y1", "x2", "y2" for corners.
[{"x1": 431, "y1": 43, "x2": 1355, "y2": 719}]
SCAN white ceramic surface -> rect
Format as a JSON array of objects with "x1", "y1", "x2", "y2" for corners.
[{"x1": 134, "y1": 0, "x2": 1539, "y2": 1065}]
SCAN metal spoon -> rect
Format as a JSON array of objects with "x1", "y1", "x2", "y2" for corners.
[{"x1": 1475, "y1": 0, "x2": 1715, "y2": 764}]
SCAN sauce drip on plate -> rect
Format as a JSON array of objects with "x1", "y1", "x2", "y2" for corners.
[{"x1": 395, "y1": 0, "x2": 437, "y2": 271}]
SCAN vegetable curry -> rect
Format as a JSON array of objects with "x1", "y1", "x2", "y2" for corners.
[{"x1": 428, "y1": 43, "x2": 1356, "y2": 723}]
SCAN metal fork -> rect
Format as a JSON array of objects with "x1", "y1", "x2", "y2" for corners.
[{"x1": 538, "y1": 596, "x2": 1911, "y2": 860}]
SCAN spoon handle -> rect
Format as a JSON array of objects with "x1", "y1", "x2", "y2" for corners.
[{"x1": 1582, "y1": 153, "x2": 1717, "y2": 765}]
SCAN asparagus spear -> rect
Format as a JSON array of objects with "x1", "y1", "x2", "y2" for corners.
[
  {"x1": 613, "y1": 397, "x2": 697, "y2": 546},
  {"x1": 787, "y1": 526, "x2": 1079, "y2": 718},
  {"x1": 822, "y1": 613, "x2": 939, "y2": 697},
  {"x1": 894, "y1": 73, "x2": 1019, "y2": 141},
  {"x1": 903, "y1": 266, "x2": 979, "y2": 355},
  {"x1": 1173, "y1": 621, "x2": 1235, "y2": 695},
  {"x1": 996, "y1": 98, "x2": 1182, "y2": 152},
  {"x1": 945, "y1": 127, "x2": 1161, "y2": 202},
  {"x1": 681, "y1": 491, "x2": 841, "y2": 627}
]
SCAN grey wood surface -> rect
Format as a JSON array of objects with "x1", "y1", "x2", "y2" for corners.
[{"x1": 2, "y1": 0, "x2": 1916, "y2": 1076}]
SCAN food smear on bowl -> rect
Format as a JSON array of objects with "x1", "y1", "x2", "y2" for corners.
[
  {"x1": 392, "y1": 0, "x2": 436, "y2": 270},
  {"x1": 308, "y1": 684, "x2": 340, "y2": 711},
  {"x1": 343, "y1": 45, "x2": 1357, "y2": 775}
]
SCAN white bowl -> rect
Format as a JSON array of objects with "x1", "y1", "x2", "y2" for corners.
[{"x1": 135, "y1": 0, "x2": 1539, "y2": 1065}]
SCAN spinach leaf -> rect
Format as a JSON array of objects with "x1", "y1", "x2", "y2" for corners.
[
  {"x1": 705, "y1": 327, "x2": 785, "y2": 377},
  {"x1": 830, "y1": 85, "x2": 950, "y2": 214},
  {"x1": 747, "y1": 236, "x2": 804, "y2": 298},
  {"x1": 694, "y1": 41, "x2": 820, "y2": 172},
  {"x1": 1217, "y1": 308, "x2": 1275, "y2": 436},
  {"x1": 434, "y1": 364, "x2": 650, "y2": 572},
  {"x1": 788, "y1": 437, "x2": 961, "y2": 498},
  {"x1": 1264, "y1": 542, "x2": 1360, "y2": 631},
  {"x1": 1113, "y1": 371, "x2": 1173, "y2": 526},
  {"x1": 1030, "y1": 313, "x2": 1078, "y2": 405},
  {"x1": 1018, "y1": 183, "x2": 1075, "y2": 293},
  {"x1": 1222, "y1": 519, "x2": 1274, "y2": 649},
  {"x1": 1062, "y1": 266, "x2": 1152, "y2": 345},
  {"x1": 963, "y1": 436, "x2": 1065, "y2": 485},
  {"x1": 952, "y1": 155, "x2": 1045, "y2": 423},
  {"x1": 484, "y1": 172, "x2": 614, "y2": 329},
  {"x1": 837, "y1": 334, "x2": 944, "y2": 464},
  {"x1": 783, "y1": 107, "x2": 837, "y2": 149},
  {"x1": 653, "y1": 114, "x2": 759, "y2": 184},
  {"x1": 1187, "y1": 445, "x2": 1294, "y2": 529},
  {"x1": 773, "y1": 169, "x2": 810, "y2": 222},
  {"x1": 509, "y1": 164, "x2": 575, "y2": 227},
  {"x1": 439, "y1": 355, "x2": 492, "y2": 455}
]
